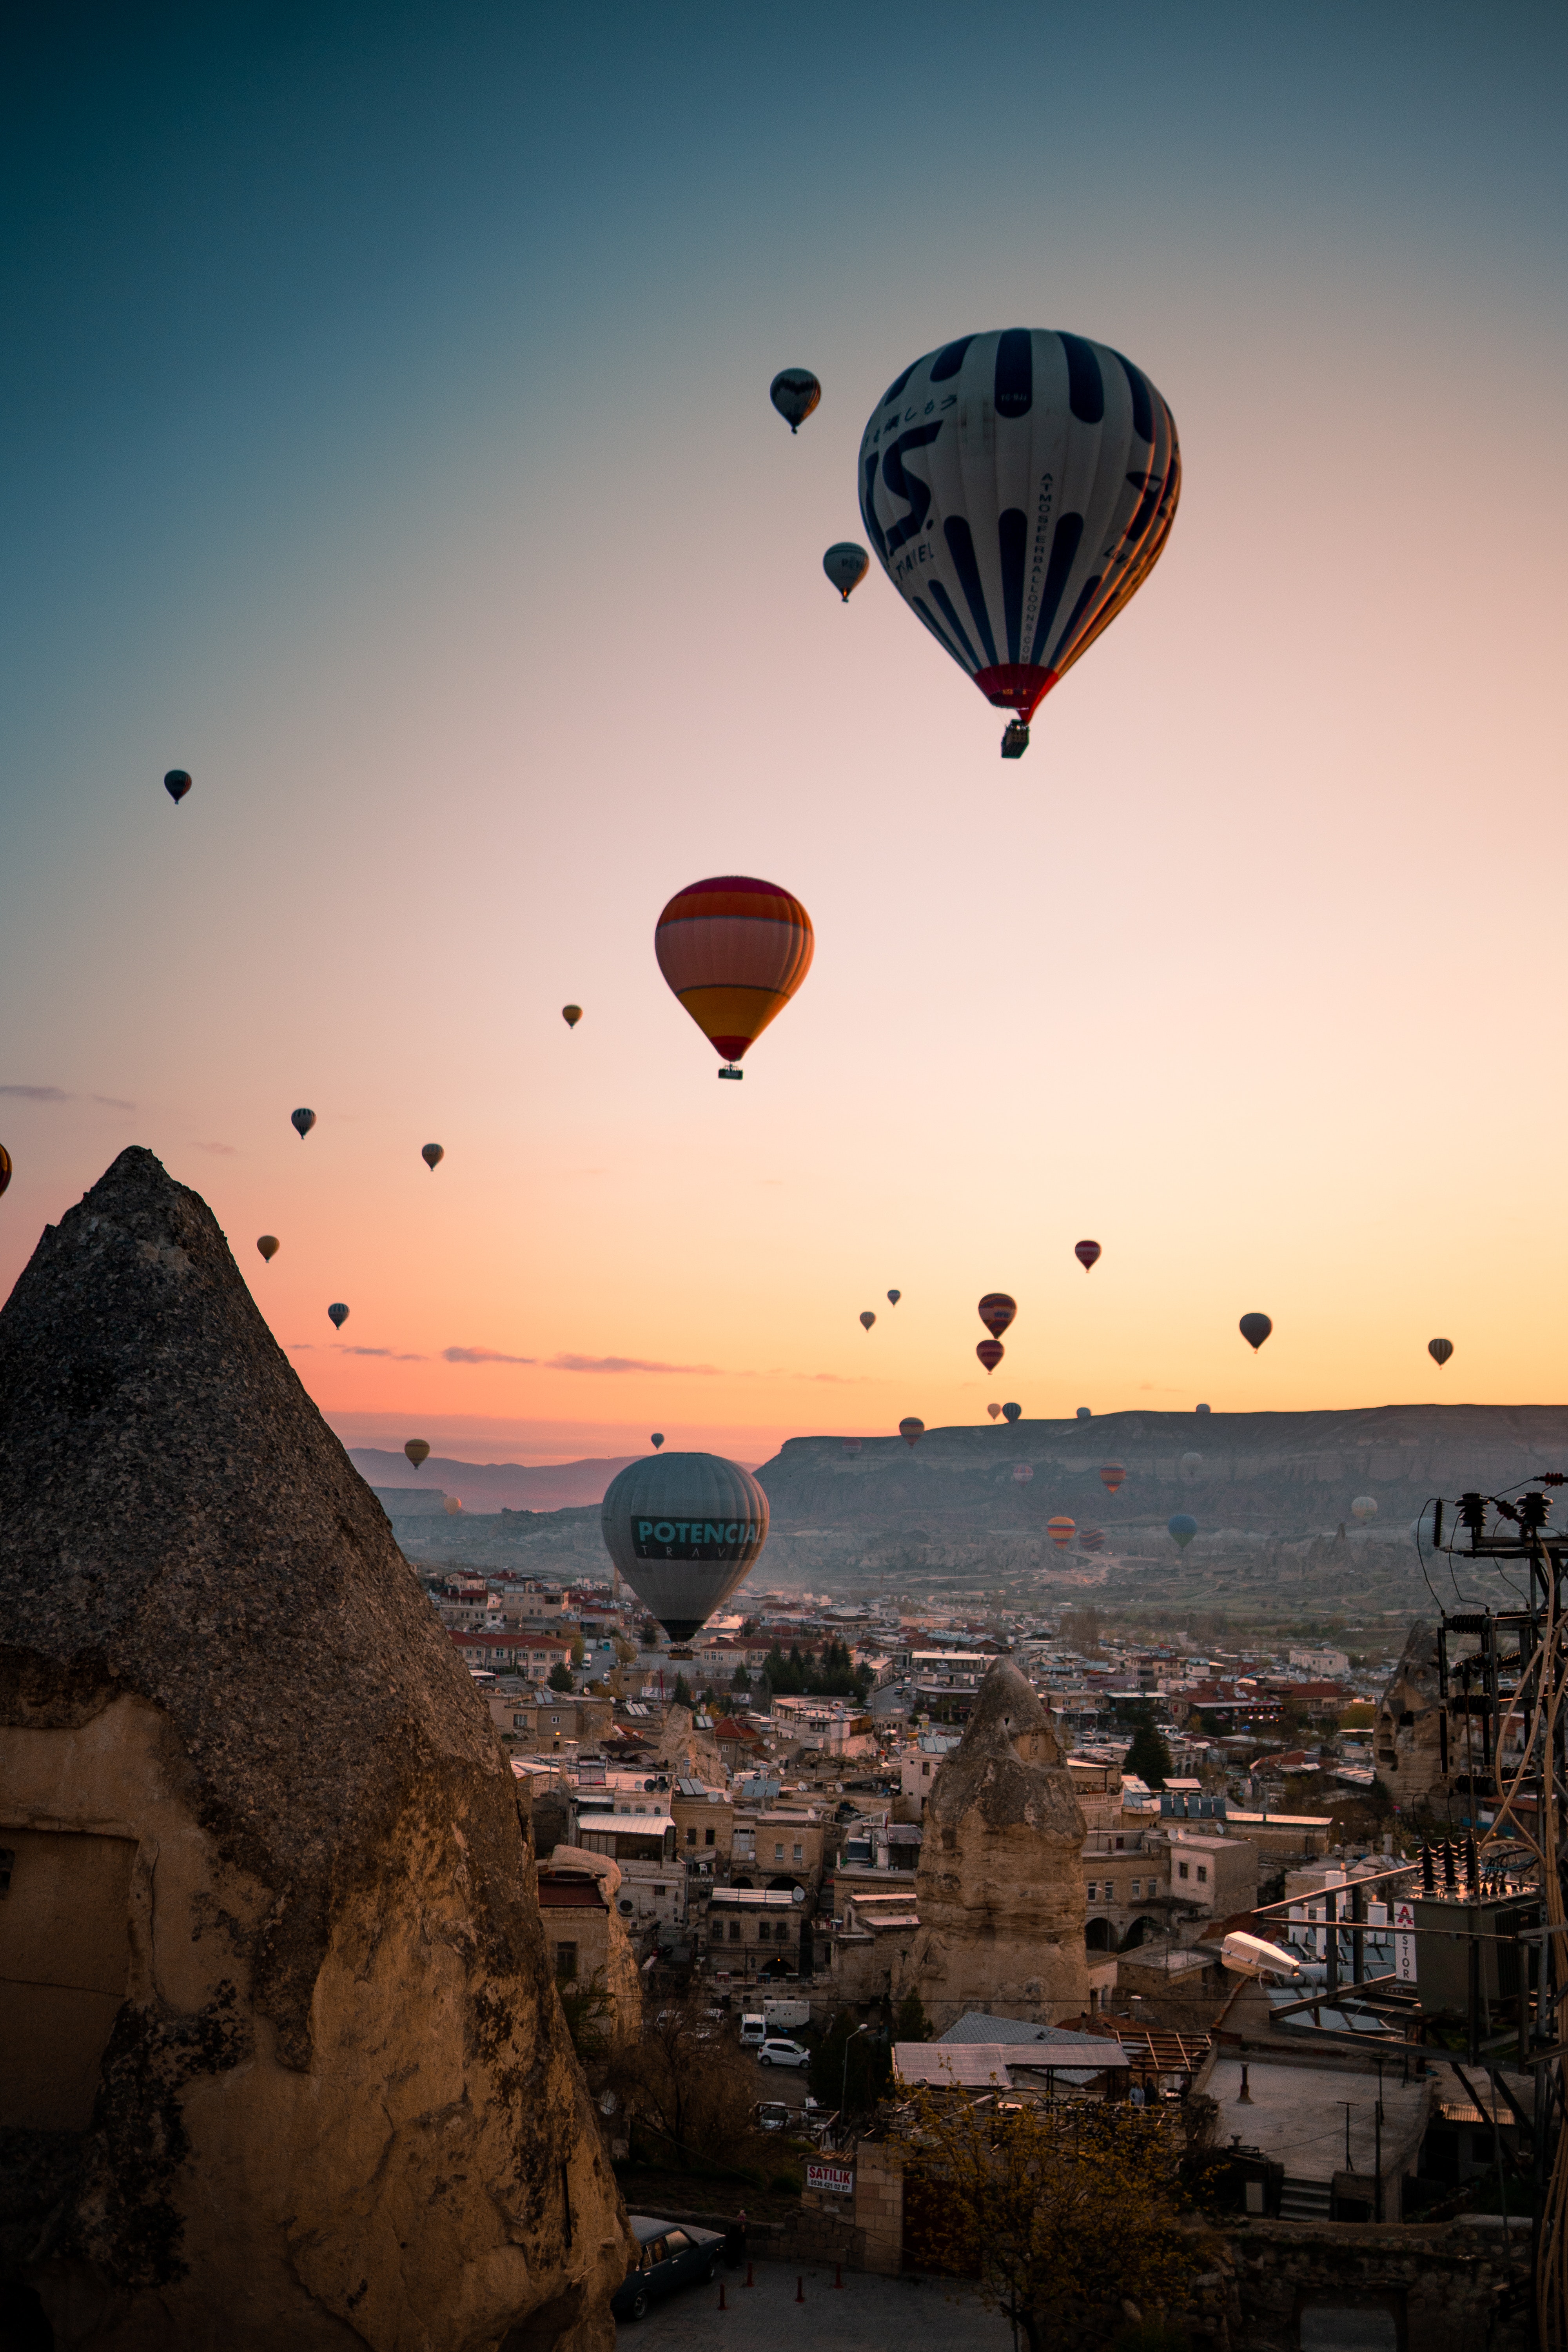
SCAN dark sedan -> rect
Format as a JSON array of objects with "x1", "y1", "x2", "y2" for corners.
[{"x1": 611, "y1": 2216, "x2": 723, "y2": 2322}]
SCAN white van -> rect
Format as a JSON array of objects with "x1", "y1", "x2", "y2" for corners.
[
  {"x1": 739, "y1": 2013, "x2": 766, "y2": 2048},
  {"x1": 762, "y1": 1997, "x2": 810, "y2": 2032}
]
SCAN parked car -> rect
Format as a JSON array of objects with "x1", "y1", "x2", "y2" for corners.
[
  {"x1": 739, "y1": 2012, "x2": 766, "y2": 2047},
  {"x1": 757, "y1": 2037, "x2": 810, "y2": 2069},
  {"x1": 755, "y1": 2100, "x2": 792, "y2": 2132},
  {"x1": 612, "y1": 2217, "x2": 723, "y2": 2322}
]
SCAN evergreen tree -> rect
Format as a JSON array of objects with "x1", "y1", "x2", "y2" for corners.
[
  {"x1": 671, "y1": 1671, "x2": 693, "y2": 1710},
  {"x1": 547, "y1": 1661, "x2": 574, "y2": 1693},
  {"x1": 1122, "y1": 1706, "x2": 1172, "y2": 1789}
]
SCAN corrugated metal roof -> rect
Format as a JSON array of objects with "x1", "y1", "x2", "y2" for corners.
[
  {"x1": 938, "y1": 2014, "x2": 1116, "y2": 2058},
  {"x1": 895, "y1": 2045, "x2": 1012, "y2": 2087}
]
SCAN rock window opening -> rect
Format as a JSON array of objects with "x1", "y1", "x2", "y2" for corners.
[{"x1": 555, "y1": 1943, "x2": 578, "y2": 1981}]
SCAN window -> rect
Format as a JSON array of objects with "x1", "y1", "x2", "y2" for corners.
[
  {"x1": 513, "y1": 1714, "x2": 528, "y2": 1730},
  {"x1": 1104, "y1": 1883, "x2": 1116, "y2": 1903},
  {"x1": 922, "y1": 1762, "x2": 931, "y2": 1778},
  {"x1": 793, "y1": 1843, "x2": 803, "y2": 1862},
  {"x1": 774, "y1": 1842, "x2": 785, "y2": 1860},
  {"x1": 729, "y1": 1921, "x2": 741, "y2": 1942},
  {"x1": 1196, "y1": 1865, "x2": 1208, "y2": 1885},
  {"x1": 1087, "y1": 1881, "x2": 1099, "y2": 1902},
  {"x1": 1130, "y1": 1879, "x2": 1142, "y2": 1899},
  {"x1": 1178, "y1": 1862, "x2": 1190, "y2": 1881},
  {"x1": 705, "y1": 1827, "x2": 715, "y2": 1846},
  {"x1": 686, "y1": 1828, "x2": 697, "y2": 1846},
  {"x1": 555, "y1": 1942, "x2": 578, "y2": 1981}
]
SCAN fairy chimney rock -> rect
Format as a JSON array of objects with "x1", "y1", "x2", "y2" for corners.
[
  {"x1": 900, "y1": 1659, "x2": 1089, "y2": 2027},
  {"x1": 0, "y1": 1147, "x2": 624, "y2": 2348}
]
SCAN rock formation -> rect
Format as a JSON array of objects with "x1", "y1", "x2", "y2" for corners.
[
  {"x1": 0, "y1": 1149, "x2": 624, "y2": 2348},
  {"x1": 1374, "y1": 1620, "x2": 1447, "y2": 1808},
  {"x1": 535, "y1": 1851, "x2": 642, "y2": 2045},
  {"x1": 898, "y1": 1661, "x2": 1088, "y2": 2027}
]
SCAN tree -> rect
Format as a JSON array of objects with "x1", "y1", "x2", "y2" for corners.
[
  {"x1": 882, "y1": 2086, "x2": 1198, "y2": 2352},
  {"x1": 891, "y1": 1988, "x2": 933, "y2": 2044},
  {"x1": 570, "y1": 1632, "x2": 586, "y2": 1665},
  {"x1": 547, "y1": 1661, "x2": 574, "y2": 1693},
  {"x1": 557, "y1": 1969, "x2": 614, "y2": 2063},
  {"x1": 731, "y1": 1662, "x2": 751, "y2": 1691},
  {"x1": 671, "y1": 1671, "x2": 693, "y2": 1709},
  {"x1": 1122, "y1": 1706, "x2": 1173, "y2": 1789},
  {"x1": 612, "y1": 1637, "x2": 636, "y2": 1664},
  {"x1": 610, "y1": 1992, "x2": 757, "y2": 2168},
  {"x1": 809, "y1": 2011, "x2": 890, "y2": 2116}
]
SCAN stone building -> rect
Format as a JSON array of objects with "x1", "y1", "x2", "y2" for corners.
[
  {"x1": 0, "y1": 1149, "x2": 624, "y2": 2350},
  {"x1": 1374, "y1": 1621, "x2": 1447, "y2": 1808},
  {"x1": 898, "y1": 1660, "x2": 1089, "y2": 2027},
  {"x1": 536, "y1": 1848, "x2": 643, "y2": 2043}
]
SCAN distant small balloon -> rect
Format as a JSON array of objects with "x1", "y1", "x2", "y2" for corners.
[
  {"x1": 291, "y1": 1108, "x2": 316, "y2": 1141},
  {"x1": 421, "y1": 1143, "x2": 444, "y2": 1171},
  {"x1": 163, "y1": 769, "x2": 192, "y2": 805},
  {"x1": 1196, "y1": 1402, "x2": 1211, "y2": 1417},
  {"x1": 887, "y1": 1289, "x2": 901, "y2": 1305},
  {"x1": 1013, "y1": 1463, "x2": 1034, "y2": 1485},
  {"x1": 823, "y1": 542, "x2": 869, "y2": 601},
  {"x1": 327, "y1": 1302, "x2": 349, "y2": 1330},
  {"x1": 444, "y1": 1495, "x2": 462, "y2": 1515},
  {"x1": 978, "y1": 1293, "x2": 1017, "y2": 1339},
  {"x1": 1181, "y1": 1451, "x2": 1203, "y2": 1477},
  {"x1": 1239, "y1": 1313, "x2": 1272, "y2": 1352},
  {"x1": 1168, "y1": 1513, "x2": 1198, "y2": 1550},
  {"x1": 899, "y1": 1417, "x2": 924, "y2": 1448},
  {"x1": 1429, "y1": 1337, "x2": 1454, "y2": 1368},
  {"x1": 1099, "y1": 1463, "x2": 1126, "y2": 1494},
  {"x1": 404, "y1": 1439, "x2": 430, "y2": 1468},
  {"x1": 563, "y1": 1005, "x2": 583, "y2": 1028},
  {"x1": 1076, "y1": 1406, "x2": 1091, "y2": 1421},
  {"x1": 842, "y1": 1437, "x2": 862, "y2": 1454},
  {"x1": 1351, "y1": 1495, "x2": 1378, "y2": 1523},
  {"x1": 987, "y1": 1403, "x2": 1003, "y2": 1420},
  {"x1": 1047, "y1": 1515, "x2": 1074, "y2": 1548},
  {"x1": 860, "y1": 1311, "x2": 877, "y2": 1332},
  {"x1": 1078, "y1": 1526, "x2": 1105, "y2": 1554},
  {"x1": 1002, "y1": 1402, "x2": 1022, "y2": 1425},
  {"x1": 770, "y1": 368, "x2": 821, "y2": 432},
  {"x1": 1074, "y1": 1240, "x2": 1102, "y2": 1272},
  {"x1": 977, "y1": 1339, "x2": 1004, "y2": 1374},
  {"x1": 256, "y1": 1234, "x2": 279, "y2": 1262},
  {"x1": 651, "y1": 1433, "x2": 665, "y2": 1450},
  {"x1": 0, "y1": 1143, "x2": 12, "y2": 1197}
]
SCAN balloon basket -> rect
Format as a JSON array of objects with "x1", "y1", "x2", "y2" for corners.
[
  {"x1": 668, "y1": 1646, "x2": 693, "y2": 1661},
  {"x1": 717, "y1": 1064, "x2": 744, "y2": 1081},
  {"x1": 1000, "y1": 720, "x2": 1031, "y2": 759}
]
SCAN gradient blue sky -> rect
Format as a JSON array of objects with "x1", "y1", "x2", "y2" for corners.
[{"x1": 2, "y1": 2, "x2": 1564, "y2": 1463}]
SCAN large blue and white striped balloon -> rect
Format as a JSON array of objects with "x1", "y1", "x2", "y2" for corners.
[{"x1": 857, "y1": 329, "x2": 1180, "y2": 752}]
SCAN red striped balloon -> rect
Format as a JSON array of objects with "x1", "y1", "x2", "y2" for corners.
[
  {"x1": 977, "y1": 1339, "x2": 1004, "y2": 1374},
  {"x1": 978, "y1": 1292, "x2": 1016, "y2": 1339},
  {"x1": 655, "y1": 875, "x2": 813, "y2": 1069},
  {"x1": 1099, "y1": 1462, "x2": 1125, "y2": 1494},
  {"x1": 1047, "y1": 1515, "x2": 1075, "y2": 1548},
  {"x1": 1074, "y1": 1240, "x2": 1101, "y2": 1272}
]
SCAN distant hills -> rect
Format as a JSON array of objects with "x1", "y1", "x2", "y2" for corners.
[{"x1": 347, "y1": 1450, "x2": 640, "y2": 1512}]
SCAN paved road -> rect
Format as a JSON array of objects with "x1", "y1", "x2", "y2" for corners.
[{"x1": 619, "y1": 2257, "x2": 1013, "y2": 2352}]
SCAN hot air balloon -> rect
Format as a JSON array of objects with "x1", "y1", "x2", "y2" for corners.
[
  {"x1": 327, "y1": 1303, "x2": 349, "y2": 1330},
  {"x1": 824, "y1": 543, "x2": 869, "y2": 601},
  {"x1": 1074, "y1": 1240, "x2": 1102, "y2": 1272},
  {"x1": 405, "y1": 1439, "x2": 430, "y2": 1469},
  {"x1": 164, "y1": 769, "x2": 192, "y2": 804},
  {"x1": 899, "y1": 1417, "x2": 925, "y2": 1448},
  {"x1": 1181, "y1": 1451, "x2": 1203, "y2": 1478},
  {"x1": 842, "y1": 1437, "x2": 862, "y2": 1454},
  {"x1": 1351, "y1": 1496, "x2": 1378, "y2": 1524},
  {"x1": 651, "y1": 1433, "x2": 666, "y2": 1450},
  {"x1": 1099, "y1": 1463, "x2": 1125, "y2": 1494},
  {"x1": 887, "y1": 1289, "x2": 901, "y2": 1306},
  {"x1": 1047, "y1": 1515, "x2": 1075, "y2": 1548},
  {"x1": 1013, "y1": 1463, "x2": 1033, "y2": 1484},
  {"x1": 0, "y1": 1144, "x2": 9, "y2": 1197},
  {"x1": 1078, "y1": 1525, "x2": 1105, "y2": 1554},
  {"x1": 1168, "y1": 1514, "x2": 1198, "y2": 1550},
  {"x1": 1196, "y1": 1403, "x2": 1211, "y2": 1417},
  {"x1": 1239, "y1": 1314, "x2": 1272, "y2": 1352},
  {"x1": 655, "y1": 875, "x2": 813, "y2": 1078},
  {"x1": 444, "y1": 1495, "x2": 463, "y2": 1515},
  {"x1": 1002, "y1": 1402, "x2": 1022, "y2": 1425},
  {"x1": 987, "y1": 1402, "x2": 1003, "y2": 1420},
  {"x1": 977, "y1": 1340, "x2": 1004, "y2": 1374},
  {"x1": 771, "y1": 368, "x2": 820, "y2": 433},
  {"x1": 978, "y1": 1293, "x2": 1016, "y2": 1339},
  {"x1": 1429, "y1": 1338, "x2": 1454, "y2": 1368},
  {"x1": 291, "y1": 1108, "x2": 316, "y2": 1141},
  {"x1": 600, "y1": 1452, "x2": 769, "y2": 1638},
  {"x1": 562, "y1": 1005, "x2": 583, "y2": 1028},
  {"x1": 1076, "y1": 1406, "x2": 1091, "y2": 1421},
  {"x1": 858, "y1": 330, "x2": 1180, "y2": 756},
  {"x1": 256, "y1": 1234, "x2": 279, "y2": 1262},
  {"x1": 421, "y1": 1143, "x2": 444, "y2": 1172},
  {"x1": 860, "y1": 1311, "x2": 877, "y2": 1332}
]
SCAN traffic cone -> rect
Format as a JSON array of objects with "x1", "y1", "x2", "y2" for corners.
[
  {"x1": 796, "y1": 2276, "x2": 805, "y2": 2304},
  {"x1": 719, "y1": 2284, "x2": 728, "y2": 2311},
  {"x1": 832, "y1": 2264, "x2": 844, "y2": 2290},
  {"x1": 744, "y1": 2262, "x2": 754, "y2": 2288}
]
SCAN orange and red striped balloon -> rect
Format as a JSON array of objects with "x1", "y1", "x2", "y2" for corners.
[
  {"x1": 977, "y1": 1339, "x2": 1004, "y2": 1374},
  {"x1": 978, "y1": 1293, "x2": 1016, "y2": 1339},
  {"x1": 655, "y1": 875, "x2": 813, "y2": 1070}
]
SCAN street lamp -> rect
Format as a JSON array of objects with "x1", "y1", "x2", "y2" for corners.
[{"x1": 842, "y1": 2022, "x2": 871, "y2": 2119}]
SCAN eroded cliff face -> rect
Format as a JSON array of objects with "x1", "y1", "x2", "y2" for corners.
[
  {"x1": 1374, "y1": 1621, "x2": 1446, "y2": 1808},
  {"x1": 0, "y1": 1149, "x2": 625, "y2": 2350},
  {"x1": 900, "y1": 1661, "x2": 1089, "y2": 2027}
]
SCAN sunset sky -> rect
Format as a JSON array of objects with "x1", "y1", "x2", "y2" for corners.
[{"x1": 2, "y1": 2, "x2": 1564, "y2": 1466}]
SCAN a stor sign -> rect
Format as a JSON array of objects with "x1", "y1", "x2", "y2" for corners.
[{"x1": 806, "y1": 2161, "x2": 854, "y2": 2198}]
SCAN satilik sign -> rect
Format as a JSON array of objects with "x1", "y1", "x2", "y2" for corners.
[{"x1": 805, "y1": 2160, "x2": 854, "y2": 2198}]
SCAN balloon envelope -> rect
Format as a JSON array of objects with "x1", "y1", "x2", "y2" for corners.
[
  {"x1": 842, "y1": 1437, "x2": 862, "y2": 1454},
  {"x1": 327, "y1": 1302, "x2": 348, "y2": 1330},
  {"x1": 1196, "y1": 1403, "x2": 1211, "y2": 1417},
  {"x1": 600, "y1": 1452, "x2": 769, "y2": 1638},
  {"x1": 858, "y1": 330, "x2": 1179, "y2": 733},
  {"x1": 770, "y1": 368, "x2": 821, "y2": 432},
  {"x1": 1076, "y1": 1406, "x2": 1091, "y2": 1420},
  {"x1": 422, "y1": 1143, "x2": 444, "y2": 1171},
  {"x1": 1429, "y1": 1337, "x2": 1454, "y2": 1367},
  {"x1": 978, "y1": 1292, "x2": 1016, "y2": 1339},
  {"x1": 163, "y1": 769, "x2": 192, "y2": 804},
  {"x1": 860, "y1": 1311, "x2": 876, "y2": 1331},
  {"x1": 1002, "y1": 1402, "x2": 1022, "y2": 1425},
  {"x1": 977, "y1": 1339, "x2": 1004, "y2": 1374},
  {"x1": 1099, "y1": 1463, "x2": 1126, "y2": 1494},
  {"x1": 1168, "y1": 1513, "x2": 1198, "y2": 1549},
  {"x1": 824, "y1": 542, "x2": 869, "y2": 600},
  {"x1": 404, "y1": 1440, "x2": 430, "y2": 1468},
  {"x1": 1078, "y1": 1526, "x2": 1105, "y2": 1554},
  {"x1": 987, "y1": 1403, "x2": 1002, "y2": 1420},
  {"x1": 0, "y1": 1144, "x2": 9, "y2": 1197},
  {"x1": 1013, "y1": 1463, "x2": 1033, "y2": 1484},
  {"x1": 1351, "y1": 1496, "x2": 1378, "y2": 1523},
  {"x1": 444, "y1": 1495, "x2": 462, "y2": 1515},
  {"x1": 1074, "y1": 1240, "x2": 1102, "y2": 1272},
  {"x1": 291, "y1": 1107, "x2": 316, "y2": 1140},
  {"x1": 1181, "y1": 1451, "x2": 1203, "y2": 1475},
  {"x1": 655, "y1": 875, "x2": 813, "y2": 1067},
  {"x1": 562, "y1": 1005, "x2": 583, "y2": 1027},
  {"x1": 1047, "y1": 1515, "x2": 1074, "y2": 1548},
  {"x1": 887, "y1": 1289, "x2": 901, "y2": 1305},
  {"x1": 899, "y1": 1417, "x2": 925, "y2": 1448},
  {"x1": 1239, "y1": 1313, "x2": 1272, "y2": 1352},
  {"x1": 256, "y1": 1234, "x2": 279, "y2": 1262},
  {"x1": 650, "y1": 1433, "x2": 665, "y2": 1449}
]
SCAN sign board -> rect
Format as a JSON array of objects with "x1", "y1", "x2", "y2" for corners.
[
  {"x1": 1392, "y1": 1898, "x2": 1417, "y2": 1983},
  {"x1": 806, "y1": 2161, "x2": 854, "y2": 2198}
]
